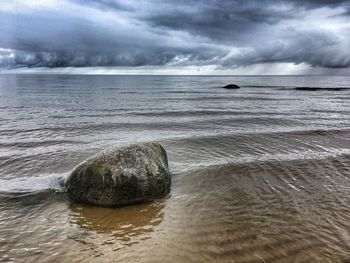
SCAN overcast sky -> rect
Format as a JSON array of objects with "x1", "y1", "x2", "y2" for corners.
[{"x1": 1, "y1": 0, "x2": 350, "y2": 74}]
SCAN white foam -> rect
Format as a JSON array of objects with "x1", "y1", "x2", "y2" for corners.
[{"x1": 0, "y1": 172, "x2": 68, "y2": 193}]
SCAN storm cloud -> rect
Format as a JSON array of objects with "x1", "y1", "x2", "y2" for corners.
[{"x1": 1, "y1": 0, "x2": 350, "y2": 72}]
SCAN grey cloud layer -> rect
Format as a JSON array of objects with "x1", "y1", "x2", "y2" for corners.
[{"x1": 1, "y1": 0, "x2": 350, "y2": 69}]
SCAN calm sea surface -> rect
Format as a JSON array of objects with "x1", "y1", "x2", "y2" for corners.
[{"x1": 1, "y1": 74, "x2": 350, "y2": 262}]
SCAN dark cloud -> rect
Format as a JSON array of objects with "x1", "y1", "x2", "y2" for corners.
[
  {"x1": 0, "y1": 0, "x2": 350, "y2": 70},
  {"x1": 219, "y1": 30, "x2": 350, "y2": 68},
  {"x1": 71, "y1": 0, "x2": 135, "y2": 12},
  {"x1": 143, "y1": 1, "x2": 296, "y2": 42}
]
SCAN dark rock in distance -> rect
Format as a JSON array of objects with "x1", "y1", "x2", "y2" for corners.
[
  {"x1": 65, "y1": 143, "x2": 171, "y2": 207},
  {"x1": 295, "y1": 87, "x2": 350, "y2": 91},
  {"x1": 222, "y1": 84, "x2": 241, "y2": 89}
]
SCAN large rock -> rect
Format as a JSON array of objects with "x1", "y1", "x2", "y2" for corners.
[{"x1": 65, "y1": 143, "x2": 171, "y2": 207}]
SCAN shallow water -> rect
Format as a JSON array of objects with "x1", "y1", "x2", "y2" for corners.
[{"x1": 1, "y1": 75, "x2": 350, "y2": 262}]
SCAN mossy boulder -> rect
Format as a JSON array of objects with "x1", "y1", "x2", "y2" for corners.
[{"x1": 65, "y1": 143, "x2": 171, "y2": 207}]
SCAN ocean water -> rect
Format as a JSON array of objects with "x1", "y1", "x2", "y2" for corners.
[{"x1": 1, "y1": 74, "x2": 350, "y2": 262}]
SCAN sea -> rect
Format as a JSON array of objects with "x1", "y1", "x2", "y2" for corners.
[{"x1": 1, "y1": 74, "x2": 350, "y2": 262}]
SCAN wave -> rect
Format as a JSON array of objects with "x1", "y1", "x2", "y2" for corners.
[
  {"x1": 0, "y1": 116, "x2": 302, "y2": 136},
  {"x1": 0, "y1": 173, "x2": 66, "y2": 196},
  {"x1": 0, "y1": 140, "x2": 85, "y2": 148},
  {"x1": 161, "y1": 127, "x2": 350, "y2": 173},
  {"x1": 162, "y1": 127, "x2": 350, "y2": 145},
  {"x1": 1, "y1": 126, "x2": 350, "y2": 195},
  {"x1": 129, "y1": 110, "x2": 296, "y2": 118},
  {"x1": 1, "y1": 150, "x2": 349, "y2": 197}
]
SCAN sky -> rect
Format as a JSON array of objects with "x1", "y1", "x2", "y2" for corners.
[{"x1": 0, "y1": 0, "x2": 350, "y2": 75}]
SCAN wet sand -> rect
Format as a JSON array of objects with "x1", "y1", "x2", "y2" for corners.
[{"x1": 2, "y1": 153, "x2": 350, "y2": 262}]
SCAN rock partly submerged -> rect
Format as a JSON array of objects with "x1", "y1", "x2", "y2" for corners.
[
  {"x1": 295, "y1": 87, "x2": 350, "y2": 91},
  {"x1": 65, "y1": 143, "x2": 171, "y2": 207},
  {"x1": 222, "y1": 84, "x2": 241, "y2": 89}
]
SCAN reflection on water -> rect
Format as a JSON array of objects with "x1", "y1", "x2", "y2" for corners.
[
  {"x1": 62, "y1": 201, "x2": 166, "y2": 260},
  {"x1": 69, "y1": 201, "x2": 165, "y2": 241}
]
